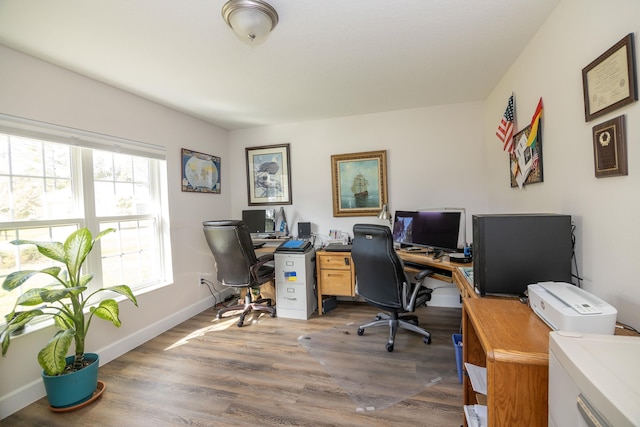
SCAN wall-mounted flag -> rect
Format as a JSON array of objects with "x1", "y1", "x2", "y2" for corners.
[
  {"x1": 527, "y1": 98, "x2": 543, "y2": 148},
  {"x1": 496, "y1": 94, "x2": 515, "y2": 153}
]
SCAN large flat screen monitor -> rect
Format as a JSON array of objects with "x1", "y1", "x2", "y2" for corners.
[{"x1": 392, "y1": 209, "x2": 463, "y2": 252}]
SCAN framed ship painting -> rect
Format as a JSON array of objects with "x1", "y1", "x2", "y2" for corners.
[{"x1": 331, "y1": 150, "x2": 388, "y2": 217}]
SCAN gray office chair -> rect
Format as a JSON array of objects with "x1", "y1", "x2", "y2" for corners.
[
  {"x1": 351, "y1": 224, "x2": 433, "y2": 352},
  {"x1": 202, "y1": 220, "x2": 276, "y2": 327}
]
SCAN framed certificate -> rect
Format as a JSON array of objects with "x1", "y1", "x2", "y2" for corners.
[{"x1": 582, "y1": 33, "x2": 637, "y2": 122}]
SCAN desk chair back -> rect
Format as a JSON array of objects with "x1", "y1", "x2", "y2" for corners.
[
  {"x1": 202, "y1": 220, "x2": 263, "y2": 287},
  {"x1": 351, "y1": 224, "x2": 406, "y2": 310},
  {"x1": 352, "y1": 224, "x2": 433, "y2": 351},
  {"x1": 202, "y1": 220, "x2": 276, "y2": 327}
]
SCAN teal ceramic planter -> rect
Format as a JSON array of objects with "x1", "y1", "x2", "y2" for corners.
[{"x1": 42, "y1": 353, "x2": 99, "y2": 408}]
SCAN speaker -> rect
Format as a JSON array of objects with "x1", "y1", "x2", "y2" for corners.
[{"x1": 298, "y1": 222, "x2": 311, "y2": 239}]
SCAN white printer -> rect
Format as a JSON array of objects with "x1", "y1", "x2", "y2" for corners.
[{"x1": 528, "y1": 282, "x2": 617, "y2": 334}]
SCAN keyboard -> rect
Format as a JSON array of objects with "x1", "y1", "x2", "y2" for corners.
[{"x1": 324, "y1": 243, "x2": 352, "y2": 252}]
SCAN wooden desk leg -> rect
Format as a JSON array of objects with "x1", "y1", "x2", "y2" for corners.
[{"x1": 317, "y1": 289, "x2": 323, "y2": 316}]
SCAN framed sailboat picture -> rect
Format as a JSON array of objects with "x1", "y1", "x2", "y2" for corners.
[{"x1": 331, "y1": 150, "x2": 388, "y2": 217}]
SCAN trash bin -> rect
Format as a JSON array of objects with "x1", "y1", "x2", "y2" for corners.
[{"x1": 452, "y1": 333, "x2": 463, "y2": 384}]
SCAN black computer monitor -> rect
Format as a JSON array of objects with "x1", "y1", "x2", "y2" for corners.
[
  {"x1": 392, "y1": 209, "x2": 463, "y2": 252},
  {"x1": 392, "y1": 210, "x2": 416, "y2": 246},
  {"x1": 242, "y1": 209, "x2": 275, "y2": 235}
]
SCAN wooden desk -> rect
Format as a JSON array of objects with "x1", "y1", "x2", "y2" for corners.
[
  {"x1": 315, "y1": 250, "x2": 355, "y2": 315},
  {"x1": 463, "y1": 298, "x2": 550, "y2": 426},
  {"x1": 315, "y1": 249, "x2": 471, "y2": 315}
]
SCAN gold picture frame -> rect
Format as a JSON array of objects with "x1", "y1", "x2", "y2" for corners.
[
  {"x1": 331, "y1": 150, "x2": 388, "y2": 217},
  {"x1": 582, "y1": 33, "x2": 638, "y2": 122},
  {"x1": 593, "y1": 115, "x2": 627, "y2": 178},
  {"x1": 246, "y1": 143, "x2": 292, "y2": 205}
]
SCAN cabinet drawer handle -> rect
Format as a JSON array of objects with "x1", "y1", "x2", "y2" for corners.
[{"x1": 284, "y1": 297, "x2": 297, "y2": 301}]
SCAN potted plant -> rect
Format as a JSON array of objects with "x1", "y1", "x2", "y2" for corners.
[{"x1": 0, "y1": 227, "x2": 138, "y2": 409}]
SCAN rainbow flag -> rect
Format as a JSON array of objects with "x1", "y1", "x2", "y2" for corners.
[{"x1": 527, "y1": 98, "x2": 543, "y2": 148}]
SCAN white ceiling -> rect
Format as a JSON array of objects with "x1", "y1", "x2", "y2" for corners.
[{"x1": 0, "y1": 0, "x2": 560, "y2": 130}]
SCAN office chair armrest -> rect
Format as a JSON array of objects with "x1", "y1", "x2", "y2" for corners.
[
  {"x1": 256, "y1": 252, "x2": 274, "y2": 264},
  {"x1": 249, "y1": 252, "x2": 275, "y2": 283},
  {"x1": 414, "y1": 268, "x2": 433, "y2": 283},
  {"x1": 404, "y1": 269, "x2": 433, "y2": 310}
]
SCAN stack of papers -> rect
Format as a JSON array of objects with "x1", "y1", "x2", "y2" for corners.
[
  {"x1": 464, "y1": 363, "x2": 487, "y2": 426},
  {"x1": 460, "y1": 266, "x2": 473, "y2": 284},
  {"x1": 464, "y1": 405, "x2": 488, "y2": 427},
  {"x1": 464, "y1": 363, "x2": 487, "y2": 394}
]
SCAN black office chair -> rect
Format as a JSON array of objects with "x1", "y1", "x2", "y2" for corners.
[
  {"x1": 202, "y1": 220, "x2": 277, "y2": 327},
  {"x1": 351, "y1": 224, "x2": 433, "y2": 352}
]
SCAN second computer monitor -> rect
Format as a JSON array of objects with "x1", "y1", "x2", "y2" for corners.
[{"x1": 392, "y1": 209, "x2": 462, "y2": 252}]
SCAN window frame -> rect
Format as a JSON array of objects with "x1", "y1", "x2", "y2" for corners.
[{"x1": 0, "y1": 114, "x2": 170, "y2": 324}]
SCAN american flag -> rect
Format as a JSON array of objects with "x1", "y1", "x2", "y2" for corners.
[{"x1": 496, "y1": 95, "x2": 515, "y2": 153}]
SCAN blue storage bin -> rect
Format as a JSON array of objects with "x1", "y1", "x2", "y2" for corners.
[{"x1": 452, "y1": 333, "x2": 463, "y2": 384}]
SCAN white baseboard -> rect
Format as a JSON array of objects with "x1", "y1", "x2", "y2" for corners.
[{"x1": 0, "y1": 289, "x2": 233, "y2": 420}]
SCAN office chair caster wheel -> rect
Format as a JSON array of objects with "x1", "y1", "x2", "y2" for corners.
[
  {"x1": 270, "y1": 312, "x2": 276, "y2": 318},
  {"x1": 386, "y1": 343, "x2": 394, "y2": 352},
  {"x1": 423, "y1": 336, "x2": 431, "y2": 345},
  {"x1": 374, "y1": 315, "x2": 382, "y2": 321},
  {"x1": 357, "y1": 328, "x2": 364, "y2": 336},
  {"x1": 237, "y1": 314, "x2": 246, "y2": 327}
]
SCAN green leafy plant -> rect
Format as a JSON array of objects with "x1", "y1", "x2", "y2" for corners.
[{"x1": 1, "y1": 228, "x2": 138, "y2": 375}]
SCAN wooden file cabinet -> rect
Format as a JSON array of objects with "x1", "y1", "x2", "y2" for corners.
[
  {"x1": 315, "y1": 250, "x2": 355, "y2": 315},
  {"x1": 462, "y1": 298, "x2": 550, "y2": 426}
]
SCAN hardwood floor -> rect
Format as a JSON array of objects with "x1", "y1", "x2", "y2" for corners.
[{"x1": 4, "y1": 302, "x2": 464, "y2": 426}]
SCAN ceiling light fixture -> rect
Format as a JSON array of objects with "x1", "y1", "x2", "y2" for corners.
[{"x1": 222, "y1": 0, "x2": 279, "y2": 46}]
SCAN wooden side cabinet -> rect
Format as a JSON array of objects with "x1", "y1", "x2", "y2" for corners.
[
  {"x1": 315, "y1": 250, "x2": 355, "y2": 315},
  {"x1": 462, "y1": 298, "x2": 550, "y2": 426}
]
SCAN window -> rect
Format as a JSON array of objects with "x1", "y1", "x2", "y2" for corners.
[{"x1": 0, "y1": 116, "x2": 169, "y2": 320}]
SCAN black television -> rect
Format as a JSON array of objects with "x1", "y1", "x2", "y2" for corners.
[
  {"x1": 392, "y1": 209, "x2": 463, "y2": 253},
  {"x1": 472, "y1": 213, "x2": 573, "y2": 297}
]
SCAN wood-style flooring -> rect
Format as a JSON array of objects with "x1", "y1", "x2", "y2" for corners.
[{"x1": 4, "y1": 302, "x2": 464, "y2": 426}]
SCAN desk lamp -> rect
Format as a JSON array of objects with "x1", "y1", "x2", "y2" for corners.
[{"x1": 378, "y1": 204, "x2": 392, "y2": 225}]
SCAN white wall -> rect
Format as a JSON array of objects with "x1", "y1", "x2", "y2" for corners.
[
  {"x1": 0, "y1": 45, "x2": 230, "y2": 417},
  {"x1": 484, "y1": 0, "x2": 640, "y2": 328},
  {"x1": 228, "y1": 102, "x2": 489, "y2": 243}
]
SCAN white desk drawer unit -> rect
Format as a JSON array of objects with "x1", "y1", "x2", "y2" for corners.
[{"x1": 274, "y1": 249, "x2": 316, "y2": 320}]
